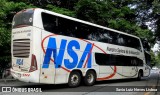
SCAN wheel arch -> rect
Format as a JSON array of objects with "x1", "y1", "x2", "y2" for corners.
[
  {"x1": 139, "y1": 69, "x2": 143, "y2": 77},
  {"x1": 84, "y1": 69, "x2": 97, "y2": 78}
]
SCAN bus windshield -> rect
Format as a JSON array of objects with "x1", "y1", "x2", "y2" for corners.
[{"x1": 12, "y1": 9, "x2": 34, "y2": 28}]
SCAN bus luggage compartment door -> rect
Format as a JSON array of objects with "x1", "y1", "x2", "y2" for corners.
[{"x1": 40, "y1": 64, "x2": 55, "y2": 84}]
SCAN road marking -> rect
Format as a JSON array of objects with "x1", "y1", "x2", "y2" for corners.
[
  {"x1": 94, "y1": 84, "x2": 109, "y2": 86},
  {"x1": 144, "y1": 91, "x2": 150, "y2": 95},
  {"x1": 144, "y1": 85, "x2": 156, "y2": 95}
]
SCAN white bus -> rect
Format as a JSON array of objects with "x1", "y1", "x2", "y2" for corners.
[{"x1": 11, "y1": 8, "x2": 151, "y2": 87}]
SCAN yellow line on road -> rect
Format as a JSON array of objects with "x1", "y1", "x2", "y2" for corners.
[
  {"x1": 144, "y1": 85, "x2": 156, "y2": 95},
  {"x1": 144, "y1": 91, "x2": 151, "y2": 95}
]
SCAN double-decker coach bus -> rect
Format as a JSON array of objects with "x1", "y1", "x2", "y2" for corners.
[{"x1": 11, "y1": 8, "x2": 151, "y2": 87}]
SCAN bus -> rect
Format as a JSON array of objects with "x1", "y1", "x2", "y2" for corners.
[{"x1": 11, "y1": 8, "x2": 151, "y2": 87}]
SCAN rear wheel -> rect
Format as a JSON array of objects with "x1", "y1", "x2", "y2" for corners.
[
  {"x1": 84, "y1": 70, "x2": 96, "y2": 86},
  {"x1": 68, "y1": 72, "x2": 81, "y2": 87}
]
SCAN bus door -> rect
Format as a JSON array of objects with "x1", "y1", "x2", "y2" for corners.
[
  {"x1": 40, "y1": 31, "x2": 56, "y2": 84},
  {"x1": 39, "y1": 53, "x2": 56, "y2": 84},
  {"x1": 40, "y1": 48, "x2": 68, "y2": 84},
  {"x1": 54, "y1": 49, "x2": 68, "y2": 84}
]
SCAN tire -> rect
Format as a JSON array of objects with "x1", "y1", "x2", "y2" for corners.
[
  {"x1": 137, "y1": 71, "x2": 142, "y2": 81},
  {"x1": 84, "y1": 70, "x2": 96, "y2": 86},
  {"x1": 68, "y1": 72, "x2": 81, "y2": 87}
]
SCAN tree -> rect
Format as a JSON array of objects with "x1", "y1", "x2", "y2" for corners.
[
  {"x1": 131, "y1": 0, "x2": 160, "y2": 41},
  {"x1": 46, "y1": 4, "x2": 75, "y2": 17},
  {"x1": 152, "y1": 0, "x2": 160, "y2": 40},
  {"x1": 151, "y1": 51, "x2": 157, "y2": 66},
  {"x1": 0, "y1": 0, "x2": 34, "y2": 78},
  {"x1": 75, "y1": 0, "x2": 154, "y2": 42}
]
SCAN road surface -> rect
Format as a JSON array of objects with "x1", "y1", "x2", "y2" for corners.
[{"x1": 0, "y1": 69, "x2": 159, "y2": 95}]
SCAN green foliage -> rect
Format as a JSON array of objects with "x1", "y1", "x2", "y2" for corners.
[
  {"x1": 155, "y1": 53, "x2": 160, "y2": 66},
  {"x1": 132, "y1": 0, "x2": 160, "y2": 40},
  {"x1": 134, "y1": 26, "x2": 154, "y2": 43},
  {"x1": 0, "y1": 0, "x2": 35, "y2": 72},
  {"x1": 75, "y1": 0, "x2": 113, "y2": 24},
  {"x1": 152, "y1": 0, "x2": 160, "y2": 40},
  {"x1": 75, "y1": 0, "x2": 154, "y2": 43},
  {"x1": 151, "y1": 51, "x2": 160, "y2": 67},
  {"x1": 151, "y1": 51, "x2": 157, "y2": 66},
  {"x1": 46, "y1": 4, "x2": 75, "y2": 17}
]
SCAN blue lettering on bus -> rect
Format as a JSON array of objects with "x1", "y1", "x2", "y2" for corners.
[
  {"x1": 42, "y1": 37, "x2": 92, "y2": 69},
  {"x1": 16, "y1": 59, "x2": 23, "y2": 65},
  {"x1": 64, "y1": 40, "x2": 80, "y2": 69},
  {"x1": 77, "y1": 44, "x2": 92, "y2": 68}
]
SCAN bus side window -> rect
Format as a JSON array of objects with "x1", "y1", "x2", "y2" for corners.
[
  {"x1": 97, "y1": 29, "x2": 113, "y2": 43},
  {"x1": 117, "y1": 37, "x2": 125, "y2": 45},
  {"x1": 132, "y1": 38, "x2": 141, "y2": 51},
  {"x1": 88, "y1": 29, "x2": 99, "y2": 41},
  {"x1": 41, "y1": 13, "x2": 57, "y2": 33},
  {"x1": 56, "y1": 17, "x2": 73, "y2": 36}
]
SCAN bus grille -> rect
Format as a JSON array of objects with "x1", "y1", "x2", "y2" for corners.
[{"x1": 13, "y1": 39, "x2": 30, "y2": 58}]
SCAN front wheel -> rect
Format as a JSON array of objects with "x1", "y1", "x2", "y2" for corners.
[
  {"x1": 68, "y1": 72, "x2": 81, "y2": 87},
  {"x1": 84, "y1": 70, "x2": 96, "y2": 86},
  {"x1": 137, "y1": 71, "x2": 142, "y2": 81}
]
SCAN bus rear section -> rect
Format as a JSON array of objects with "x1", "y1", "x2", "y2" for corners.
[{"x1": 11, "y1": 9, "x2": 39, "y2": 83}]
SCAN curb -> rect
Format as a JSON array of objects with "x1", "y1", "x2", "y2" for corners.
[{"x1": 0, "y1": 78, "x2": 17, "y2": 82}]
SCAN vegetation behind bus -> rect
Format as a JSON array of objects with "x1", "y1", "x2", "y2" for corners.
[
  {"x1": 0, "y1": 0, "x2": 159, "y2": 78},
  {"x1": 0, "y1": 0, "x2": 34, "y2": 78}
]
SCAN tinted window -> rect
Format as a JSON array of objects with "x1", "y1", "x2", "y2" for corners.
[
  {"x1": 41, "y1": 12, "x2": 141, "y2": 51},
  {"x1": 131, "y1": 38, "x2": 141, "y2": 51},
  {"x1": 95, "y1": 53, "x2": 143, "y2": 66},
  {"x1": 75, "y1": 23, "x2": 91, "y2": 39},
  {"x1": 13, "y1": 9, "x2": 34, "y2": 28},
  {"x1": 42, "y1": 13, "x2": 58, "y2": 32},
  {"x1": 115, "y1": 34, "x2": 141, "y2": 51}
]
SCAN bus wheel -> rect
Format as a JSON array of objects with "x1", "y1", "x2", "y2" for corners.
[
  {"x1": 137, "y1": 71, "x2": 142, "y2": 81},
  {"x1": 84, "y1": 70, "x2": 96, "y2": 86},
  {"x1": 68, "y1": 71, "x2": 81, "y2": 87}
]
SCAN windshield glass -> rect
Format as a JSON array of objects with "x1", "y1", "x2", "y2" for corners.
[{"x1": 12, "y1": 9, "x2": 34, "y2": 28}]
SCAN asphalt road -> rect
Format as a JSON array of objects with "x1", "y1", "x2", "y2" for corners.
[{"x1": 0, "y1": 69, "x2": 160, "y2": 95}]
